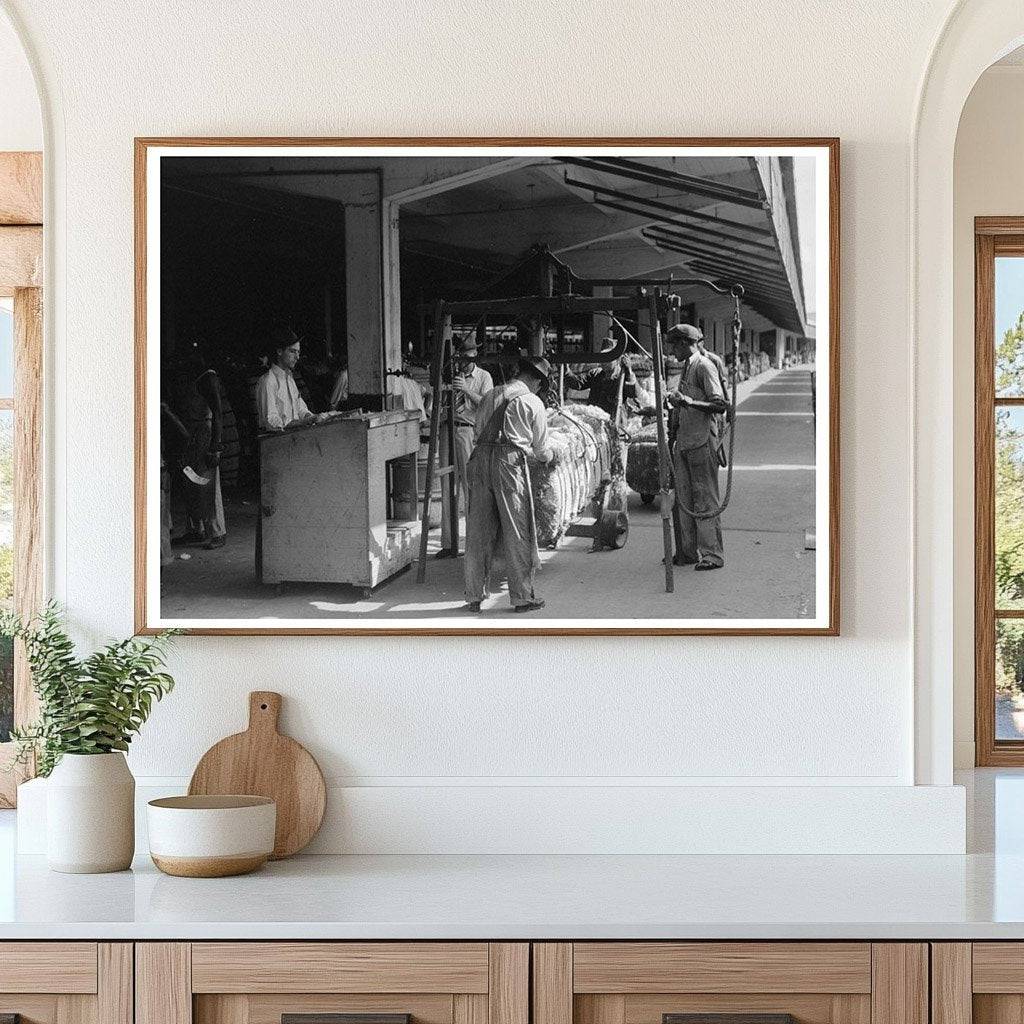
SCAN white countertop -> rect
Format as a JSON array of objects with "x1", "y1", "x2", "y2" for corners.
[
  {"x1": 2, "y1": 850, "x2": 1024, "y2": 940},
  {"x1": 1, "y1": 770, "x2": 1022, "y2": 941}
]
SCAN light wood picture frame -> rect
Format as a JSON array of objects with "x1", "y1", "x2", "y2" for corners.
[{"x1": 135, "y1": 137, "x2": 839, "y2": 636}]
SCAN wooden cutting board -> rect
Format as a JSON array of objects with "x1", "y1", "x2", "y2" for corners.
[{"x1": 188, "y1": 691, "x2": 326, "y2": 859}]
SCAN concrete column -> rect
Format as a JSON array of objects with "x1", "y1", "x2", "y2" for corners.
[
  {"x1": 382, "y1": 200, "x2": 403, "y2": 366},
  {"x1": 773, "y1": 328, "x2": 786, "y2": 369},
  {"x1": 345, "y1": 177, "x2": 400, "y2": 406}
]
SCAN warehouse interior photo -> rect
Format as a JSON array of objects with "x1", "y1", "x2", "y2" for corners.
[{"x1": 154, "y1": 150, "x2": 821, "y2": 626}]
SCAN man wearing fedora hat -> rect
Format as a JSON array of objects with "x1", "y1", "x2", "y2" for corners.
[
  {"x1": 464, "y1": 355, "x2": 553, "y2": 613},
  {"x1": 565, "y1": 336, "x2": 640, "y2": 418},
  {"x1": 438, "y1": 334, "x2": 493, "y2": 558}
]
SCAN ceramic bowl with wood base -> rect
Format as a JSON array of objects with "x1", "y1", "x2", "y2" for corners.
[{"x1": 147, "y1": 795, "x2": 276, "y2": 877}]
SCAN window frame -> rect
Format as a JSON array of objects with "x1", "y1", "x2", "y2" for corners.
[
  {"x1": 0, "y1": 151, "x2": 43, "y2": 806},
  {"x1": 975, "y1": 218, "x2": 1024, "y2": 764}
]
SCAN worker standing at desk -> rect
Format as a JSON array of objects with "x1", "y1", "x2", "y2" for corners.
[
  {"x1": 256, "y1": 325, "x2": 335, "y2": 431},
  {"x1": 437, "y1": 335, "x2": 493, "y2": 558}
]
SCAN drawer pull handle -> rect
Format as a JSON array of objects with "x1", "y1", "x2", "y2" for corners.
[
  {"x1": 665, "y1": 1016, "x2": 796, "y2": 1024},
  {"x1": 283, "y1": 1016, "x2": 411, "y2": 1024}
]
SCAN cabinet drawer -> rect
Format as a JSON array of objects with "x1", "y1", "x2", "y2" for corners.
[
  {"x1": 192, "y1": 942, "x2": 490, "y2": 993},
  {"x1": 0, "y1": 942, "x2": 98, "y2": 993},
  {"x1": 0, "y1": 943, "x2": 130, "y2": 1024},
  {"x1": 572, "y1": 943, "x2": 872, "y2": 994},
  {"x1": 139, "y1": 942, "x2": 528, "y2": 1024},
  {"x1": 535, "y1": 944, "x2": 925, "y2": 1024}
]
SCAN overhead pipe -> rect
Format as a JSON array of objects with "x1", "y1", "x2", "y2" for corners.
[
  {"x1": 686, "y1": 269, "x2": 792, "y2": 302},
  {"x1": 562, "y1": 175, "x2": 775, "y2": 246},
  {"x1": 589, "y1": 197, "x2": 785, "y2": 272},
  {"x1": 645, "y1": 251, "x2": 789, "y2": 292},
  {"x1": 559, "y1": 157, "x2": 769, "y2": 211},
  {"x1": 642, "y1": 232, "x2": 790, "y2": 286},
  {"x1": 648, "y1": 248, "x2": 792, "y2": 299},
  {"x1": 624, "y1": 209, "x2": 778, "y2": 253},
  {"x1": 641, "y1": 226, "x2": 788, "y2": 272},
  {"x1": 585, "y1": 155, "x2": 767, "y2": 207}
]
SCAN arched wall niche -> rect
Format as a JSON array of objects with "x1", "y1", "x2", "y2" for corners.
[{"x1": 914, "y1": 0, "x2": 1024, "y2": 784}]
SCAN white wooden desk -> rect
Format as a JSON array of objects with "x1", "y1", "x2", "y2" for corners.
[{"x1": 257, "y1": 410, "x2": 421, "y2": 591}]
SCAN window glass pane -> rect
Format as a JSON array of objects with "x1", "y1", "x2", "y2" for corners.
[
  {"x1": 0, "y1": 409, "x2": 11, "y2": 742},
  {"x1": 997, "y1": 407, "x2": 1024, "y2": 609},
  {"x1": 0, "y1": 300, "x2": 11, "y2": 399},
  {"x1": 998, "y1": 620, "x2": 1024, "y2": 740},
  {"x1": 996, "y1": 257, "x2": 1024, "y2": 396}
]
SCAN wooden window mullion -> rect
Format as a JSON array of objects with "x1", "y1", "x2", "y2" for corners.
[{"x1": 976, "y1": 230, "x2": 997, "y2": 763}]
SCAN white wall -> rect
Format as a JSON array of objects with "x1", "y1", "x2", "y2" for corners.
[
  {"x1": 0, "y1": 0, "x2": 977, "y2": 851},
  {"x1": 952, "y1": 65, "x2": 1024, "y2": 768}
]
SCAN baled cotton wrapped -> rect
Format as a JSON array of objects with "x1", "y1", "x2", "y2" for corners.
[{"x1": 528, "y1": 404, "x2": 622, "y2": 547}]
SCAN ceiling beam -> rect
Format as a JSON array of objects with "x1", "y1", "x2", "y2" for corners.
[{"x1": 387, "y1": 157, "x2": 546, "y2": 204}]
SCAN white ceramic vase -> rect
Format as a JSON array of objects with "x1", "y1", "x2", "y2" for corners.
[{"x1": 46, "y1": 752, "x2": 135, "y2": 873}]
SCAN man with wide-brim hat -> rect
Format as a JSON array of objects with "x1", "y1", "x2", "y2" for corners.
[
  {"x1": 463, "y1": 354, "x2": 554, "y2": 613},
  {"x1": 438, "y1": 334, "x2": 494, "y2": 558},
  {"x1": 565, "y1": 335, "x2": 640, "y2": 418}
]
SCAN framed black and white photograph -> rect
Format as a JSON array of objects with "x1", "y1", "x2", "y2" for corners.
[{"x1": 135, "y1": 138, "x2": 839, "y2": 635}]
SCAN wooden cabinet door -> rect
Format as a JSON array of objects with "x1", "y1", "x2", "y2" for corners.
[
  {"x1": 0, "y1": 942, "x2": 132, "y2": 1024},
  {"x1": 137, "y1": 943, "x2": 528, "y2": 1024},
  {"x1": 934, "y1": 943, "x2": 1024, "y2": 1024},
  {"x1": 534, "y1": 944, "x2": 927, "y2": 1024}
]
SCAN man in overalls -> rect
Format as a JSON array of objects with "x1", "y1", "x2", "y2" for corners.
[
  {"x1": 664, "y1": 324, "x2": 728, "y2": 570},
  {"x1": 463, "y1": 355, "x2": 553, "y2": 613}
]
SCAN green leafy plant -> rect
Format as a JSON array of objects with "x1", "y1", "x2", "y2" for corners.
[{"x1": 0, "y1": 603, "x2": 178, "y2": 776}]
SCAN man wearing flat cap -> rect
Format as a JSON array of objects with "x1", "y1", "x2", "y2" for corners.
[
  {"x1": 663, "y1": 323, "x2": 728, "y2": 570},
  {"x1": 438, "y1": 334, "x2": 493, "y2": 557},
  {"x1": 464, "y1": 355, "x2": 553, "y2": 614}
]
